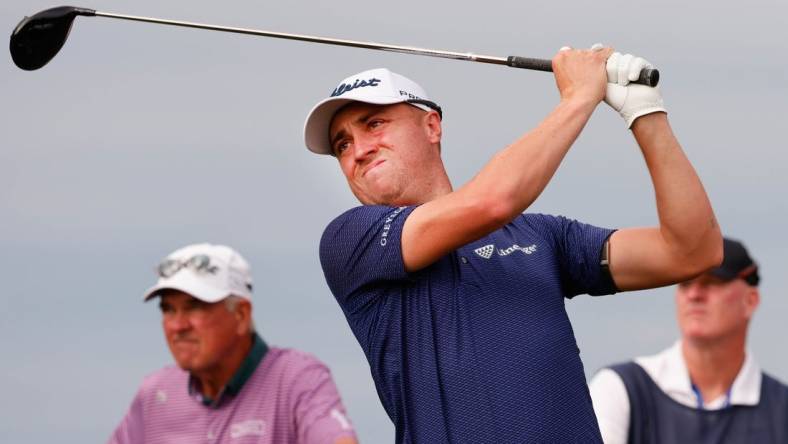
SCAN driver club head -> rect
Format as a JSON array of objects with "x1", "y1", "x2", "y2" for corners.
[{"x1": 10, "y1": 6, "x2": 95, "y2": 71}]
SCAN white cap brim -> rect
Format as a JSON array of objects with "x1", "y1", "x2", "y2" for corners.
[
  {"x1": 303, "y1": 94, "x2": 410, "y2": 155},
  {"x1": 143, "y1": 273, "x2": 231, "y2": 303},
  {"x1": 303, "y1": 68, "x2": 436, "y2": 155}
]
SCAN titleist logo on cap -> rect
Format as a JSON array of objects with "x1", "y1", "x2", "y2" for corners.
[{"x1": 330, "y1": 77, "x2": 381, "y2": 97}]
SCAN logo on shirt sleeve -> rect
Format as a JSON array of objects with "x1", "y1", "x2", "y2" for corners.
[
  {"x1": 380, "y1": 206, "x2": 406, "y2": 246},
  {"x1": 330, "y1": 408, "x2": 353, "y2": 430}
]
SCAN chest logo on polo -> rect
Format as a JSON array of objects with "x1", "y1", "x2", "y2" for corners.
[
  {"x1": 474, "y1": 244, "x2": 494, "y2": 259},
  {"x1": 498, "y1": 243, "x2": 537, "y2": 256},
  {"x1": 230, "y1": 419, "x2": 266, "y2": 438},
  {"x1": 474, "y1": 243, "x2": 538, "y2": 259}
]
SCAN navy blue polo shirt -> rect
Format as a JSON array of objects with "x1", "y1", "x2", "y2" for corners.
[{"x1": 320, "y1": 205, "x2": 617, "y2": 443}]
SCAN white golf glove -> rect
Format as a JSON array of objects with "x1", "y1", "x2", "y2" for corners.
[{"x1": 597, "y1": 45, "x2": 667, "y2": 128}]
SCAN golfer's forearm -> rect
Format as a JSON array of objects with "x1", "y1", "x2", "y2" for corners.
[
  {"x1": 460, "y1": 97, "x2": 597, "y2": 221},
  {"x1": 632, "y1": 113, "x2": 722, "y2": 270}
]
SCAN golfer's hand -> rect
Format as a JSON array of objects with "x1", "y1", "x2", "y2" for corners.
[
  {"x1": 552, "y1": 45, "x2": 612, "y2": 105},
  {"x1": 602, "y1": 48, "x2": 667, "y2": 128}
]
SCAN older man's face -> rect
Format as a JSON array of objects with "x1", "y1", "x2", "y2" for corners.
[
  {"x1": 675, "y1": 274, "x2": 759, "y2": 343},
  {"x1": 159, "y1": 290, "x2": 244, "y2": 374}
]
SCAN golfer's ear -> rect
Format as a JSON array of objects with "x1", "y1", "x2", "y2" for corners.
[
  {"x1": 744, "y1": 287, "x2": 760, "y2": 318},
  {"x1": 424, "y1": 111, "x2": 442, "y2": 144},
  {"x1": 234, "y1": 300, "x2": 253, "y2": 334}
]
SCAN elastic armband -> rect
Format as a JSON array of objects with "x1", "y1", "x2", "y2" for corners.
[{"x1": 599, "y1": 240, "x2": 619, "y2": 292}]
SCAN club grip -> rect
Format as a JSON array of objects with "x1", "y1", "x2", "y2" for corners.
[
  {"x1": 506, "y1": 55, "x2": 660, "y2": 87},
  {"x1": 506, "y1": 56, "x2": 553, "y2": 72}
]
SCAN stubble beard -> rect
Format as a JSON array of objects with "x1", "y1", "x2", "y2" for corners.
[{"x1": 354, "y1": 166, "x2": 411, "y2": 206}]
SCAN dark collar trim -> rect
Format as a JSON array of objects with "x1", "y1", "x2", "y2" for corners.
[{"x1": 188, "y1": 333, "x2": 269, "y2": 407}]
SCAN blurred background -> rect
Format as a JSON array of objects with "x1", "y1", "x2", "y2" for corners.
[{"x1": 2, "y1": 0, "x2": 786, "y2": 441}]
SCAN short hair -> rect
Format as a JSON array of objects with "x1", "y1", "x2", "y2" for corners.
[{"x1": 224, "y1": 295, "x2": 255, "y2": 333}]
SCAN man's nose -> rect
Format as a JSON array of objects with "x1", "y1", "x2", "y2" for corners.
[
  {"x1": 353, "y1": 132, "x2": 378, "y2": 161},
  {"x1": 683, "y1": 282, "x2": 707, "y2": 301},
  {"x1": 165, "y1": 311, "x2": 191, "y2": 332}
]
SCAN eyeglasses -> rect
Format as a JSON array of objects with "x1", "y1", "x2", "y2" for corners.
[{"x1": 157, "y1": 254, "x2": 219, "y2": 278}]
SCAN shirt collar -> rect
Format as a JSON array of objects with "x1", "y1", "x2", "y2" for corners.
[
  {"x1": 729, "y1": 347, "x2": 761, "y2": 405},
  {"x1": 188, "y1": 333, "x2": 269, "y2": 407},
  {"x1": 635, "y1": 340, "x2": 761, "y2": 409}
]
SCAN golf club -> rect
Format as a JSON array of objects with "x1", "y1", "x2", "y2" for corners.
[{"x1": 10, "y1": 6, "x2": 659, "y2": 87}]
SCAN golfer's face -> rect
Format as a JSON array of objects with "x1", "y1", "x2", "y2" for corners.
[
  {"x1": 675, "y1": 275, "x2": 756, "y2": 341},
  {"x1": 159, "y1": 290, "x2": 241, "y2": 373},
  {"x1": 329, "y1": 102, "x2": 435, "y2": 205}
]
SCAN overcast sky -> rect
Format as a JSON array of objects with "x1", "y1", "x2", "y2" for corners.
[{"x1": 2, "y1": 0, "x2": 787, "y2": 442}]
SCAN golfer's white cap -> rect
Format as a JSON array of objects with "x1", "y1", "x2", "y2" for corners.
[
  {"x1": 143, "y1": 243, "x2": 253, "y2": 303},
  {"x1": 303, "y1": 68, "x2": 441, "y2": 155}
]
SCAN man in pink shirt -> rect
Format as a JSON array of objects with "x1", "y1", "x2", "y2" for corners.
[{"x1": 108, "y1": 243, "x2": 358, "y2": 444}]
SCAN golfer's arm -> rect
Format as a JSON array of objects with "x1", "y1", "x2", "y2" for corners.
[
  {"x1": 401, "y1": 97, "x2": 597, "y2": 272},
  {"x1": 607, "y1": 113, "x2": 723, "y2": 290}
]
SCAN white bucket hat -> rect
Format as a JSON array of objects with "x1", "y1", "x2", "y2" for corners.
[
  {"x1": 143, "y1": 243, "x2": 253, "y2": 303},
  {"x1": 303, "y1": 67, "x2": 441, "y2": 155}
]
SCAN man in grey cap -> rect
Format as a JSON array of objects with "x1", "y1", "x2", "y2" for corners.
[
  {"x1": 590, "y1": 238, "x2": 788, "y2": 443},
  {"x1": 108, "y1": 243, "x2": 357, "y2": 444}
]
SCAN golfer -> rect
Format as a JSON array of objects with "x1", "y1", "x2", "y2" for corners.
[
  {"x1": 108, "y1": 243, "x2": 357, "y2": 444},
  {"x1": 303, "y1": 46, "x2": 722, "y2": 442}
]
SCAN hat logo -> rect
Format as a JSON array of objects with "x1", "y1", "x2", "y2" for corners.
[
  {"x1": 331, "y1": 77, "x2": 381, "y2": 97},
  {"x1": 399, "y1": 90, "x2": 423, "y2": 101}
]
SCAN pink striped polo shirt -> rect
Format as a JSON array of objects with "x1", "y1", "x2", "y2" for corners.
[{"x1": 108, "y1": 341, "x2": 356, "y2": 444}]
